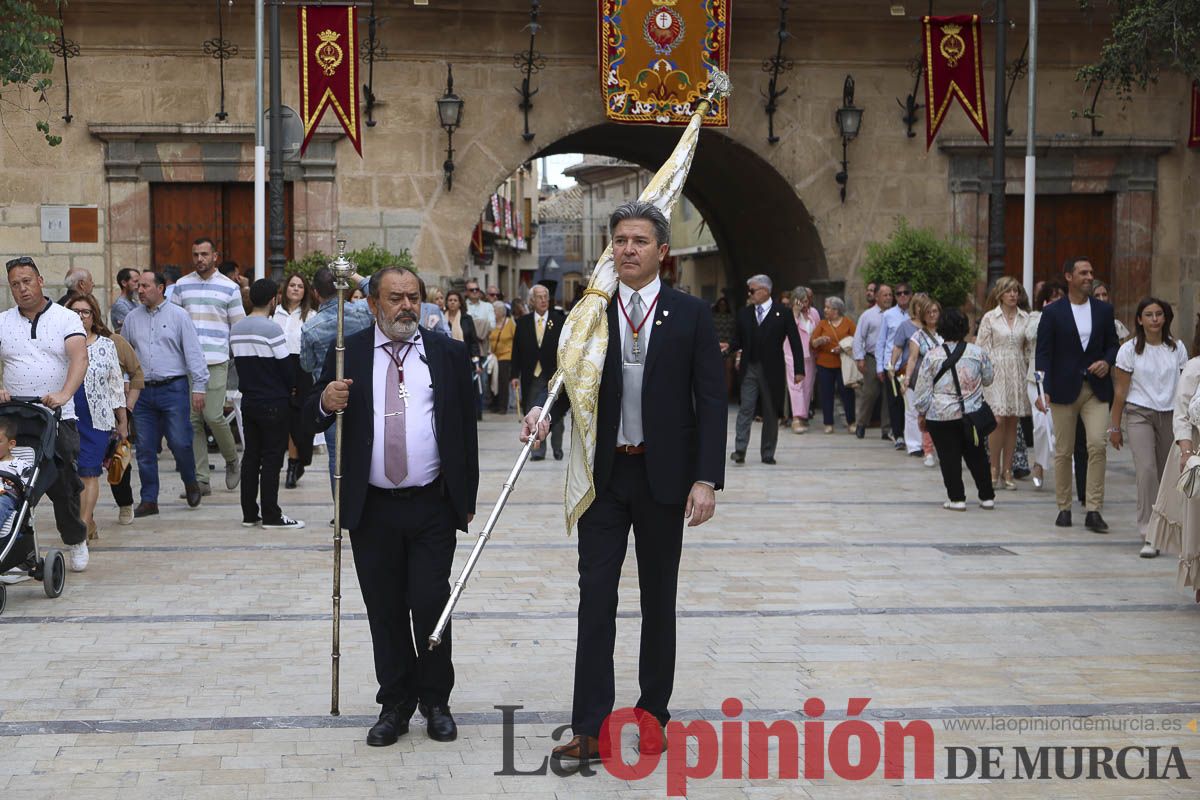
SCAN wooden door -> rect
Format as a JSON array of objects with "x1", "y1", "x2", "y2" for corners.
[
  {"x1": 1004, "y1": 194, "x2": 1114, "y2": 288},
  {"x1": 151, "y1": 183, "x2": 293, "y2": 272}
]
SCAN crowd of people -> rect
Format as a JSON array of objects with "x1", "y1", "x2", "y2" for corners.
[{"x1": 712, "y1": 259, "x2": 1199, "y2": 602}]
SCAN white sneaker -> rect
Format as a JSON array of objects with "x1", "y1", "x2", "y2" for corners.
[
  {"x1": 923, "y1": 454, "x2": 936, "y2": 468},
  {"x1": 942, "y1": 500, "x2": 967, "y2": 512},
  {"x1": 262, "y1": 515, "x2": 305, "y2": 530},
  {"x1": 69, "y1": 541, "x2": 89, "y2": 572},
  {"x1": 979, "y1": 499, "x2": 995, "y2": 510},
  {"x1": 1139, "y1": 541, "x2": 1159, "y2": 558}
]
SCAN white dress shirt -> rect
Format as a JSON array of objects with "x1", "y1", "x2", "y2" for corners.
[
  {"x1": 616, "y1": 277, "x2": 661, "y2": 446},
  {"x1": 755, "y1": 298, "x2": 773, "y2": 323},
  {"x1": 369, "y1": 326, "x2": 440, "y2": 489}
]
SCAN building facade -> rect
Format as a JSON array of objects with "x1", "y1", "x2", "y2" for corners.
[{"x1": 0, "y1": 1, "x2": 1195, "y2": 327}]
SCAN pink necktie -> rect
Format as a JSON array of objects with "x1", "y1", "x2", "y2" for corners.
[{"x1": 384, "y1": 341, "x2": 408, "y2": 485}]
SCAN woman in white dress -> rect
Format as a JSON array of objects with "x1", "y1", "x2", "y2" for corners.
[
  {"x1": 1147, "y1": 323, "x2": 1200, "y2": 602},
  {"x1": 1025, "y1": 281, "x2": 1066, "y2": 488},
  {"x1": 976, "y1": 276, "x2": 1032, "y2": 490},
  {"x1": 1110, "y1": 298, "x2": 1187, "y2": 557}
]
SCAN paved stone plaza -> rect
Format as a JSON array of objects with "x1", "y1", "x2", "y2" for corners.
[{"x1": 1, "y1": 409, "x2": 1198, "y2": 799}]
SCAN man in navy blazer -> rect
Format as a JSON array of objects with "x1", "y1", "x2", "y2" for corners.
[
  {"x1": 1035, "y1": 257, "x2": 1119, "y2": 532},
  {"x1": 522, "y1": 201, "x2": 726, "y2": 762},
  {"x1": 309, "y1": 267, "x2": 478, "y2": 748}
]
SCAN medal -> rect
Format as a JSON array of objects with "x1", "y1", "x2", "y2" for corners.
[{"x1": 618, "y1": 291, "x2": 660, "y2": 360}]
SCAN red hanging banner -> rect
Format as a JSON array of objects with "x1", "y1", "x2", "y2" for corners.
[
  {"x1": 298, "y1": 4, "x2": 362, "y2": 157},
  {"x1": 922, "y1": 14, "x2": 989, "y2": 149},
  {"x1": 1189, "y1": 80, "x2": 1200, "y2": 149}
]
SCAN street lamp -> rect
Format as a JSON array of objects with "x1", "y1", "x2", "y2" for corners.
[
  {"x1": 437, "y1": 63, "x2": 465, "y2": 190},
  {"x1": 834, "y1": 75, "x2": 863, "y2": 204}
]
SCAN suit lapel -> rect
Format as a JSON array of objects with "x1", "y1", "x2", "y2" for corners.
[
  {"x1": 423, "y1": 328, "x2": 446, "y2": 434},
  {"x1": 358, "y1": 328, "x2": 375, "y2": 421},
  {"x1": 643, "y1": 286, "x2": 674, "y2": 381},
  {"x1": 606, "y1": 297, "x2": 622, "y2": 377}
]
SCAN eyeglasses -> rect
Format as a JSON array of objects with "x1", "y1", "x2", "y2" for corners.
[
  {"x1": 5, "y1": 256, "x2": 34, "y2": 269},
  {"x1": 896, "y1": 290, "x2": 912, "y2": 296},
  {"x1": 487, "y1": 292, "x2": 499, "y2": 298},
  {"x1": 73, "y1": 308, "x2": 93, "y2": 317},
  {"x1": 467, "y1": 286, "x2": 481, "y2": 293}
]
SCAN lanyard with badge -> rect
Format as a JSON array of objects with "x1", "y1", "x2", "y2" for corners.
[
  {"x1": 617, "y1": 291, "x2": 659, "y2": 364},
  {"x1": 383, "y1": 339, "x2": 418, "y2": 409}
]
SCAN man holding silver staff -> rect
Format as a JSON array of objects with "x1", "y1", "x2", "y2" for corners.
[
  {"x1": 522, "y1": 200, "x2": 727, "y2": 761},
  {"x1": 308, "y1": 267, "x2": 478, "y2": 747}
]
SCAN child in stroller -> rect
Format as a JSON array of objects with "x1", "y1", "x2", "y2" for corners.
[{"x1": 0, "y1": 400, "x2": 67, "y2": 614}]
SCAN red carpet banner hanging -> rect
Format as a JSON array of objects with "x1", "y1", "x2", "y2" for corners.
[
  {"x1": 1190, "y1": 81, "x2": 1200, "y2": 149},
  {"x1": 298, "y1": 4, "x2": 362, "y2": 156},
  {"x1": 599, "y1": 0, "x2": 731, "y2": 126},
  {"x1": 922, "y1": 14, "x2": 988, "y2": 149}
]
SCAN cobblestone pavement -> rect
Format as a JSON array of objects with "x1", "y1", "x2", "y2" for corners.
[{"x1": 1, "y1": 410, "x2": 1198, "y2": 798}]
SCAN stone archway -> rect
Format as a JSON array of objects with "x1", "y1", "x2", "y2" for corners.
[{"x1": 533, "y1": 124, "x2": 828, "y2": 295}]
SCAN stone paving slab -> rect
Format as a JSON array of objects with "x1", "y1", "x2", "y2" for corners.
[{"x1": 1, "y1": 409, "x2": 1197, "y2": 797}]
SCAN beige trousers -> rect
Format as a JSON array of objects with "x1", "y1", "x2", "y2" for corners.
[
  {"x1": 1050, "y1": 383, "x2": 1109, "y2": 511},
  {"x1": 1124, "y1": 404, "x2": 1174, "y2": 536}
]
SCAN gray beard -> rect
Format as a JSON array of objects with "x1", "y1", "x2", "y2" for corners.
[{"x1": 380, "y1": 316, "x2": 419, "y2": 341}]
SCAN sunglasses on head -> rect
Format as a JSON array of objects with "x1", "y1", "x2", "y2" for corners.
[{"x1": 5, "y1": 256, "x2": 35, "y2": 269}]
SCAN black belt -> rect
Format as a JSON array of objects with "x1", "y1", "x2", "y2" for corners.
[
  {"x1": 145, "y1": 375, "x2": 186, "y2": 388},
  {"x1": 367, "y1": 477, "x2": 442, "y2": 499}
]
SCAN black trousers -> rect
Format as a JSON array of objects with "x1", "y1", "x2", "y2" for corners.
[
  {"x1": 350, "y1": 483, "x2": 457, "y2": 711},
  {"x1": 927, "y1": 419, "x2": 996, "y2": 502},
  {"x1": 240, "y1": 400, "x2": 289, "y2": 524},
  {"x1": 46, "y1": 420, "x2": 86, "y2": 546},
  {"x1": 286, "y1": 354, "x2": 314, "y2": 467},
  {"x1": 884, "y1": 372, "x2": 905, "y2": 439},
  {"x1": 573, "y1": 453, "x2": 685, "y2": 737}
]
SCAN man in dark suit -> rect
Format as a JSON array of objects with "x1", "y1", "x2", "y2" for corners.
[
  {"x1": 309, "y1": 267, "x2": 478, "y2": 747},
  {"x1": 522, "y1": 200, "x2": 726, "y2": 761},
  {"x1": 1035, "y1": 257, "x2": 1119, "y2": 532},
  {"x1": 728, "y1": 274, "x2": 805, "y2": 464},
  {"x1": 510, "y1": 283, "x2": 568, "y2": 460}
]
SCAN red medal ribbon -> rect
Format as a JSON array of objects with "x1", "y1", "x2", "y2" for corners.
[
  {"x1": 383, "y1": 340, "x2": 417, "y2": 382},
  {"x1": 617, "y1": 290, "x2": 660, "y2": 345}
]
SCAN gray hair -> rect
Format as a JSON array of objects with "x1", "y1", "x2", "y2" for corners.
[
  {"x1": 492, "y1": 300, "x2": 508, "y2": 317},
  {"x1": 747, "y1": 274, "x2": 773, "y2": 292},
  {"x1": 64, "y1": 268, "x2": 91, "y2": 290},
  {"x1": 530, "y1": 284, "x2": 550, "y2": 299},
  {"x1": 825, "y1": 296, "x2": 846, "y2": 313},
  {"x1": 793, "y1": 285, "x2": 811, "y2": 300},
  {"x1": 608, "y1": 201, "x2": 670, "y2": 246}
]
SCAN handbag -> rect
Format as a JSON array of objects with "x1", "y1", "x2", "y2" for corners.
[
  {"x1": 933, "y1": 343, "x2": 997, "y2": 446},
  {"x1": 1177, "y1": 454, "x2": 1200, "y2": 498},
  {"x1": 106, "y1": 437, "x2": 132, "y2": 485}
]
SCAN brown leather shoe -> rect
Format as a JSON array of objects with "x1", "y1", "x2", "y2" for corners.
[
  {"x1": 551, "y1": 735, "x2": 601, "y2": 762},
  {"x1": 638, "y1": 722, "x2": 668, "y2": 754}
]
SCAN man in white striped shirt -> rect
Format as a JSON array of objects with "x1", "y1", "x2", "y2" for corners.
[{"x1": 173, "y1": 237, "x2": 245, "y2": 494}]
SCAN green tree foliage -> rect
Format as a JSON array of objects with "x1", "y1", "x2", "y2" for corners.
[
  {"x1": 862, "y1": 219, "x2": 982, "y2": 309},
  {"x1": 0, "y1": 0, "x2": 62, "y2": 146},
  {"x1": 286, "y1": 244, "x2": 415, "y2": 283},
  {"x1": 1077, "y1": 1, "x2": 1200, "y2": 98}
]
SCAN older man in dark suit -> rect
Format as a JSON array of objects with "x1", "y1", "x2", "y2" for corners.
[
  {"x1": 1035, "y1": 257, "x2": 1119, "y2": 532},
  {"x1": 523, "y1": 200, "x2": 726, "y2": 762},
  {"x1": 729, "y1": 274, "x2": 805, "y2": 465},
  {"x1": 310, "y1": 267, "x2": 478, "y2": 748},
  {"x1": 510, "y1": 283, "x2": 568, "y2": 460}
]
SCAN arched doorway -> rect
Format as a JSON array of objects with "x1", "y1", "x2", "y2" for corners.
[{"x1": 533, "y1": 123, "x2": 827, "y2": 295}]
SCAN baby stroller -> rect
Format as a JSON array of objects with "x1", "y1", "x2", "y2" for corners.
[{"x1": 0, "y1": 398, "x2": 66, "y2": 615}]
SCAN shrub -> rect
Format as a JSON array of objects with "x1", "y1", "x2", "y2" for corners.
[
  {"x1": 862, "y1": 218, "x2": 981, "y2": 308},
  {"x1": 286, "y1": 244, "x2": 414, "y2": 282}
]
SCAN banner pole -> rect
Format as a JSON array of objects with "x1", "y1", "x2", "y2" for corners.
[
  {"x1": 255, "y1": 0, "x2": 266, "y2": 280},
  {"x1": 1022, "y1": 0, "x2": 1038, "y2": 300},
  {"x1": 986, "y1": 0, "x2": 1008, "y2": 289}
]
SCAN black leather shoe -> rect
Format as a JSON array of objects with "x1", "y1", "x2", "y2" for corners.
[
  {"x1": 284, "y1": 460, "x2": 298, "y2": 489},
  {"x1": 855, "y1": 425, "x2": 865, "y2": 439},
  {"x1": 133, "y1": 502, "x2": 159, "y2": 518},
  {"x1": 184, "y1": 483, "x2": 203, "y2": 508},
  {"x1": 1055, "y1": 510, "x2": 1072, "y2": 527},
  {"x1": 553, "y1": 449, "x2": 563, "y2": 461},
  {"x1": 419, "y1": 704, "x2": 458, "y2": 742},
  {"x1": 366, "y1": 706, "x2": 409, "y2": 747},
  {"x1": 730, "y1": 451, "x2": 745, "y2": 464},
  {"x1": 762, "y1": 456, "x2": 776, "y2": 465},
  {"x1": 1085, "y1": 511, "x2": 1109, "y2": 533}
]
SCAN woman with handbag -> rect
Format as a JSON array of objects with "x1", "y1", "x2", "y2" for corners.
[
  {"x1": 977, "y1": 277, "x2": 1033, "y2": 490},
  {"x1": 107, "y1": 322, "x2": 144, "y2": 525},
  {"x1": 64, "y1": 292, "x2": 128, "y2": 540},
  {"x1": 810, "y1": 297, "x2": 857, "y2": 434},
  {"x1": 913, "y1": 308, "x2": 996, "y2": 511},
  {"x1": 1109, "y1": 298, "x2": 1187, "y2": 558},
  {"x1": 903, "y1": 295, "x2": 942, "y2": 467}
]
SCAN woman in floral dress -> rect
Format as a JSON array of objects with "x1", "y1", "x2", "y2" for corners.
[{"x1": 977, "y1": 277, "x2": 1032, "y2": 490}]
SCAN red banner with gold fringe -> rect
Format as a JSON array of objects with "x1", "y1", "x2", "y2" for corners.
[
  {"x1": 599, "y1": 0, "x2": 730, "y2": 126},
  {"x1": 922, "y1": 14, "x2": 988, "y2": 149},
  {"x1": 1189, "y1": 81, "x2": 1200, "y2": 149},
  {"x1": 298, "y1": 4, "x2": 361, "y2": 157}
]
